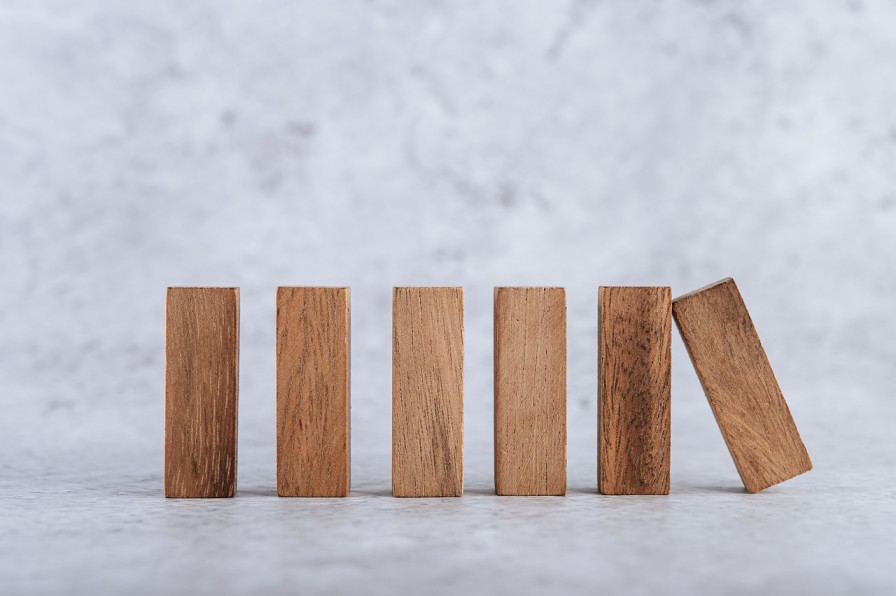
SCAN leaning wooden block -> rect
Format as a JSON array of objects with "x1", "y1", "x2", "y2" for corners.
[
  {"x1": 672, "y1": 278, "x2": 812, "y2": 493},
  {"x1": 494, "y1": 287, "x2": 567, "y2": 496},
  {"x1": 392, "y1": 287, "x2": 464, "y2": 497},
  {"x1": 277, "y1": 287, "x2": 350, "y2": 497},
  {"x1": 165, "y1": 287, "x2": 239, "y2": 498},
  {"x1": 598, "y1": 286, "x2": 672, "y2": 495}
]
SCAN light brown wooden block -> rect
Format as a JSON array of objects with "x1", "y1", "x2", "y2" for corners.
[
  {"x1": 165, "y1": 287, "x2": 239, "y2": 498},
  {"x1": 598, "y1": 286, "x2": 671, "y2": 495},
  {"x1": 494, "y1": 287, "x2": 567, "y2": 496},
  {"x1": 276, "y1": 287, "x2": 350, "y2": 497},
  {"x1": 392, "y1": 287, "x2": 464, "y2": 497},
  {"x1": 672, "y1": 278, "x2": 812, "y2": 493}
]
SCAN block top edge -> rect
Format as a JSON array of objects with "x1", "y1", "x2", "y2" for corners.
[
  {"x1": 494, "y1": 286, "x2": 566, "y2": 290},
  {"x1": 393, "y1": 286, "x2": 463, "y2": 290},
  {"x1": 598, "y1": 285, "x2": 672, "y2": 289},
  {"x1": 276, "y1": 286, "x2": 350, "y2": 290},
  {"x1": 671, "y1": 277, "x2": 736, "y2": 303},
  {"x1": 167, "y1": 286, "x2": 240, "y2": 291}
]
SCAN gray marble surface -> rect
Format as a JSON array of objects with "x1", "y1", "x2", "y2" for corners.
[{"x1": 2, "y1": 1, "x2": 896, "y2": 594}]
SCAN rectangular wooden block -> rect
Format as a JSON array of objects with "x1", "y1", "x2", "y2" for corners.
[
  {"x1": 276, "y1": 287, "x2": 350, "y2": 497},
  {"x1": 392, "y1": 287, "x2": 464, "y2": 497},
  {"x1": 598, "y1": 286, "x2": 672, "y2": 495},
  {"x1": 672, "y1": 278, "x2": 812, "y2": 493},
  {"x1": 165, "y1": 287, "x2": 239, "y2": 498},
  {"x1": 494, "y1": 287, "x2": 567, "y2": 496}
]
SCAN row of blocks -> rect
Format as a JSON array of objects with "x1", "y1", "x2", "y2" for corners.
[{"x1": 165, "y1": 278, "x2": 812, "y2": 498}]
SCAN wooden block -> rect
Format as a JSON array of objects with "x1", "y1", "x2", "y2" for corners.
[
  {"x1": 276, "y1": 287, "x2": 351, "y2": 497},
  {"x1": 392, "y1": 287, "x2": 464, "y2": 497},
  {"x1": 672, "y1": 278, "x2": 812, "y2": 493},
  {"x1": 494, "y1": 287, "x2": 567, "y2": 496},
  {"x1": 598, "y1": 286, "x2": 672, "y2": 495},
  {"x1": 165, "y1": 287, "x2": 239, "y2": 498}
]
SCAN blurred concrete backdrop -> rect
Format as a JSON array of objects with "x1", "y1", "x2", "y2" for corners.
[{"x1": 1, "y1": 1, "x2": 895, "y2": 594}]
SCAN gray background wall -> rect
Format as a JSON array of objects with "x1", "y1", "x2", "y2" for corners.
[{"x1": 2, "y1": 1, "x2": 895, "y2": 594}]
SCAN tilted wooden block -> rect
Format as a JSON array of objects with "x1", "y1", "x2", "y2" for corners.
[
  {"x1": 276, "y1": 287, "x2": 350, "y2": 497},
  {"x1": 392, "y1": 287, "x2": 464, "y2": 497},
  {"x1": 165, "y1": 287, "x2": 239, "y2": 498},
  {"x1": 673, "y1": 278, "x2": 812, "y2": 493},
  {"x1": 494, "y1": 287, "x2": 567, "y2": 496},
  {"x1": 598, "y1": 286, "x2": 671, "y2": 495}
]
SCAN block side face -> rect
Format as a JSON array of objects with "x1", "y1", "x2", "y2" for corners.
[
  {"x1": 672, "y1": 279, "x2": 812, "y2": 492},
  {"x1": 345, "y1": 288, "x2": 351, "y2": 493},
  {"x1": 277, "y1": 287, "x2": 350, "y2": 497},
  {"x1": 494, "y1": 287, "x2": 567, "y2": 496},
  {"x1": 598, "y1": 287, "x2": 671, "y2": 495},
  {"x1": 165, "y1": 287, "x2": 239, "y2": 498},
  {"x1": 392, "y1": 287, "x2": 464, "y2": 497}
]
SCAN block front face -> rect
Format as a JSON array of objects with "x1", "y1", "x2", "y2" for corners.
[
  {"x1": 392, "y1": 287, "x2": 464, "y2": 497},
  {"x1": 494, "y1": 287, "x2": 567, "y2": 496},
  {"x1": 672, "y1": 278, "x2": 812, "y2": 493},
  {"x1": 598, "y1": 286, "x2": 671, "y2": 495},
  {"x1": 165, "y1": 287, "x2": 240, "y2": 498},
  {"x1": 276, "y1": 287, "x2": 350, "y2": 497}
]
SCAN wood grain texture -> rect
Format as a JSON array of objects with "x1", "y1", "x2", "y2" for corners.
[
  {"x1": 672, "y1": 278, "x2": 812, "y2": 493},
  {"x1": 165, "y1": 287, "x2": 239, "y2": 498},
  {"x1": 598, "y1": 286, "x2": 671, "y2": 495},
  {"x1": 392, "y1": 287, "x2": 464, "y2": 497},
  {"x1": 494, "y1": 287, "x2": 567, "y2": 496},
  {"x1": 276, "y1": 287, "x2": 350, "y2": 497}
]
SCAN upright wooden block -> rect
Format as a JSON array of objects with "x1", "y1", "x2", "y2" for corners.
[
  {"x1": 672, "y1": 278, "x2": 812, "y2": 493},
  {"x1": 494, "y1": 287, "x2": 567, "y2": 496},
  {"x1": 276, "y1": 287, "x2": 350, "y2": 497},
  {"x1": 598, "y1": 286, "x2": 671, "y2": 495},
  {"x1": 392, "y1": 287, "x2": 464, "y2": 497},
  {"x1": 165, "y1": 287, "x2": 239, "y2": 498}
]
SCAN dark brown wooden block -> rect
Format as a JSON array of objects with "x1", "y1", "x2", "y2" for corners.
[
  {"x1": 672, "y1": 278, "x2": 812, "y2": 493},
  {"x1": 598, "y1": 286, "x2": 671, "y2": 495},
  {"x1": 392, "y1": 287, "x2": 464, "y2": 497},
  {"x1": 494, "y1": 287, "x2": 567, "y2": 496},
  {"x1": 165, "y1": 287, "x2": 239, "y2": 498},
  {"x1": 276, "y1": 287, "x2": 350, "y2": 497}
]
